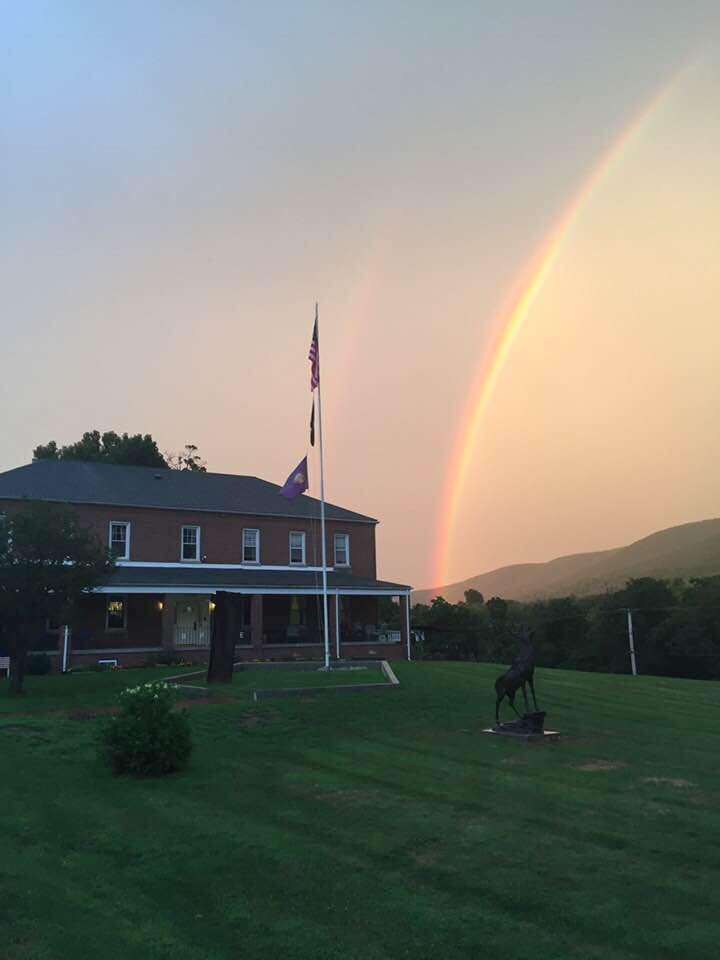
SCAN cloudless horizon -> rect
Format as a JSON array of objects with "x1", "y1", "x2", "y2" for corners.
[{"x1": 3, "y1": 2, "x2": 720, "y2": 590}]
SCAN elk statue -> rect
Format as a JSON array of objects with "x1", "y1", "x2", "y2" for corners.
[{"x1": 494, "y1": 628, "x2": 539, "y2": 726}]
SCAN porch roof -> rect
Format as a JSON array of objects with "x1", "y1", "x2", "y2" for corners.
[{"x1": 99, "y1": 565, "x2": 411, "y2": 596}]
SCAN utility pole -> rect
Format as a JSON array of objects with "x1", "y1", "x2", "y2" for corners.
[{"x1": 626, "y1": 608, "x2": 638, "y2": 676}]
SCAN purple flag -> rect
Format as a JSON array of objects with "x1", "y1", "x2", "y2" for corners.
[{"x1": 279, "y1": 456, "x2": 308, "y2": 498}]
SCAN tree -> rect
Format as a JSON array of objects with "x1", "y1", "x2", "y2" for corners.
[
  {"x1": 164, "y1": 444, "x2": 207, "y2": 472},
  {"x1": 464, "y1": 588, "x2": 484, "y2": 607},
  {"x1": 486, "y1": 596, "x2": 508, "y2": 623},
  {"x1": 0, "y1": 503, "x2": 113, "y2": 695},
  {"x1": 378, "y1": 596, "x2": 401, "y2": 628},
  {"x1": 413, "y1": 596, "x2": 489, "y2": 661},
  {"x1": 33, "y1": 430, "x2": 166, "y2": 468}
]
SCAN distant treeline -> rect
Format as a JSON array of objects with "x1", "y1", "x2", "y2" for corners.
[{"x1": 409, "y1": 576, "x2": 720, "y2": 680}]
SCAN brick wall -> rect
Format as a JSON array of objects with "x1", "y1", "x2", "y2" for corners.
[{"x1": 0, "y1": 500, "x2": 377, "y2": 577}]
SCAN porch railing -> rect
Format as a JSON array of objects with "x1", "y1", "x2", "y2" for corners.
[
  {"x1": 343, "y1": 625, "x2": 402, "y2": 643},
  {"x1": 175, "y1": 625, "x2": 210, "y2": 647}
]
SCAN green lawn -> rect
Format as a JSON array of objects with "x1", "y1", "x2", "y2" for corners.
[
  {"x1": 2, "y1": 662, "x2": 719, "y2": 959},
  {"x1": 0, "y1": 666, "x2": 203, "y2": 714},
  {"x1": 182, "y1": 665, "x2": 389, "y2": 696}
]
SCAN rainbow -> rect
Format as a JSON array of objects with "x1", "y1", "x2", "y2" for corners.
[{"x1": 432, "y1": 68, "x2": 691, "y2": 590}]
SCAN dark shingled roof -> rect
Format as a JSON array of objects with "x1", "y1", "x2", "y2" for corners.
[
  {"x1": 0, "y1": 460, "x2": 377, "y2": 524},
  {"x1": 103, "y1": 566, "x2": 410, "y2": 593}
]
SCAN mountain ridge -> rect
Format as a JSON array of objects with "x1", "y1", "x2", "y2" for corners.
[{"x1": 413, "y1": 517, "x2": 720, "y2": 604}]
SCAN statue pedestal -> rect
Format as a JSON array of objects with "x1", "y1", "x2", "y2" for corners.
[{"x1": 483, "y1": 711, "x2": 559, "y2": 742}]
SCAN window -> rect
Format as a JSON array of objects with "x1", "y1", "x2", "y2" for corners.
[
  {"x1": 181, "y1": 525, "x2": 200, "y2": 561},
  {"x1": 334, "y1": 533, "x2": 350, "y2": 567},
  {"x1": 109, "y1": 522, "x2": 130, "y2": 560},
  {"x1": 289, "y1": 531, "x2": 306, "y2": 565},
  {"x1": 106, "y1": 597, "x2": 127, "y2": 630},
  {"x1": 242, "y1": 528, "x2": 260, "y2": 563}
]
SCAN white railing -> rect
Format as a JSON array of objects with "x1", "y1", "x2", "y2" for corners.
[{"x1": 175, "y1": 625, "x2": 210, "y2": 647}]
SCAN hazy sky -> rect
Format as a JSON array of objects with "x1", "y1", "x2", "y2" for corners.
[{"x1": 3, "y1": 2, "x2": 720, "y2": 589}]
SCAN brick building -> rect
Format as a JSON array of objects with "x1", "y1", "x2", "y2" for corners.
[{"x1": 0, "y1": 459, "x2": 411, "y2": 668}]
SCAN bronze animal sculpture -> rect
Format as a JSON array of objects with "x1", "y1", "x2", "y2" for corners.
[{"x1": 494, "y1": 630, "x2": 539, "y2": 726}]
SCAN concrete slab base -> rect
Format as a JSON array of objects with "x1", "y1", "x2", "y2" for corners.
[{"x1": 482, "y1": 727, "x2": 560, "y2": 743}]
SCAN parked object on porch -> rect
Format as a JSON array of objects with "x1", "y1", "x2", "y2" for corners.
[{"x1": 207, "y1": 591, "x2": 234, "y2": 684}]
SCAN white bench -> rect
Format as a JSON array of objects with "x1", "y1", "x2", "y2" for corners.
[{"x1": 0, "y1": 656, "x2": 9, "y2": 676}]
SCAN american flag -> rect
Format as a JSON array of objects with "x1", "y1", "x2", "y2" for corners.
[{"x1": 308, "y1": 308, "x2": 319, "y2": 390}]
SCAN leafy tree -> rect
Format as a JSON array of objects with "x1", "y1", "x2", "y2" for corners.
[
  {"x1": 412, "y1": 596, "x2": 489, "y2": 661},
  {"x1": 486, "y1": 596, "x2": 508, "y2": 623},
  {"x1": 33, "y1": 431, "x2": 166, "y2": 468},
  {"x1": 464, "y1": 588, "x2": 484, "y2": 606},
  {"x1": 0, "y1": 503, "x2": 113, "y2": 695},
  {"x1": 164, "y1": 444, "x2": 207, "y2": 472},
  {"x1": 526, "y1": 596, "x2": 588, "y2": 668},
  {"x1": 377, "y1": 596, "x2": 401, "y2": 628},
  {"x1": 645, "y1": 576, "x2": 720, "y2": 679}
]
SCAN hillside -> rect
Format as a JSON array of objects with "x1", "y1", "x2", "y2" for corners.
[{"x1": 413, "y1": 517, "x2": 720, "y2": 604}]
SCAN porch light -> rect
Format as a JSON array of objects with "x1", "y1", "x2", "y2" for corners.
[
  {"x1": 209, "y1": 600, "x2": 216, "y2": 611},
  {"x1": 157, "y1": 600, "x2": 164, "y2": 612}
]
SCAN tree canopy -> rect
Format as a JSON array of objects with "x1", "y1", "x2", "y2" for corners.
[
  {"x1": 33, "y1": 432, "x2": 208, "y2": 471},
  {"x1": 34, "y1": 431, "x2": 166, "y2": 467},
  {"x1": 164, "y1": 444, "x2": 207, "y2": 472},
  {"x1": 413, "y1": 575, "x2": 720, "y2": 680},
  {"x1": 0, "y1": 502, "x2": 113, "y2": 694}
]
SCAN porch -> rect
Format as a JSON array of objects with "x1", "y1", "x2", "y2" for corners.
[{"x1": 43, "y1": 567, "x2": 412, "y2": 669}]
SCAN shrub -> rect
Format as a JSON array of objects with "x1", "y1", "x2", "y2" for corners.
[
  {"x1": 26, "y1": 653, "x2": 52, "y2": 675},
  {"x1": 143, "y1": 653, "x2": 196, "y2": 668},
  {"x1": 99, "y1": 681, "x2": 192, "y2": 776}
]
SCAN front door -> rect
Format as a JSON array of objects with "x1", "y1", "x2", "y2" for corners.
[{"x1": 175, "y1": 600, "x2": 210, "y2": 647}]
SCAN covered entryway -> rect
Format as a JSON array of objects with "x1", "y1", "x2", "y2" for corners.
[{"x1": 173, "y1": 597, "x2": 211, "y2": 647}]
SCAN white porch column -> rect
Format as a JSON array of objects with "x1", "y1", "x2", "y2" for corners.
[
  {"x1": 335, "y1": 594, "x2": 341, "y2": 660},
  {"x1": 404, "y1": 594, "x2": 411, "y2": 661}
]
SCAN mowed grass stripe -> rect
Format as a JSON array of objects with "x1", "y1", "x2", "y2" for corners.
[{"x1": 2, "y1": 662, "x2": 720, "y2": 959}]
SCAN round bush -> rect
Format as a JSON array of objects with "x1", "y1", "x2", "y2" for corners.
[{"x1": 99, "y1": 681, "x2": 192, "y2": 776}]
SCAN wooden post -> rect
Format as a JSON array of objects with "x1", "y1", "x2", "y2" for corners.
[{"x1": 207, "y1": 591, "x2": 234, "y2": 684}]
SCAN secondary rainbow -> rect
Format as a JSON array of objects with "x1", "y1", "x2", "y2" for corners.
[{"x1": 432, "y1": 68, "x2": 690, "y2": 591}]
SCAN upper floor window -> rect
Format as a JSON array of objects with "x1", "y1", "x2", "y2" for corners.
[
  {"x1": 242, "y1": 528, "x2": 260, "y2": 563},
  {"x1": 181, "y1": 525, "x2": 200, "y2": 562},
  {"x1": 109, "y1": 522, "x2": 130, "y2": 560},
  {"x1": 289, "y1": 531, "x2": 306, "y2": 565},
  {"x1": 334, "y1": 533, "x2": 350, "y2": 567},
  {"x1": 106, "y1": 596, "x2": 127, "y2": 631}
]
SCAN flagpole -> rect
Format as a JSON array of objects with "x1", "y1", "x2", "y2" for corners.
[{"x1": 315, "y1": 303, "x2": 331, "y2": 669}]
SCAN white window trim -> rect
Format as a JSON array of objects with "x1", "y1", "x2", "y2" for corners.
[
  {"x1": 181, "y1": 525, "x2": 201, "y2": 562},
  {"x1": 109, "y1": 521, "x2": 131, "y2": 561},
  {"x1": 334, "y1": 533, "x2": 350, "y2": 567},
  {"x1": 242, "y1": 528, "x2": 260, "y2": 564},
  {"x1": 289, "y1": 530, "x2": 306, "y2": 565},
  {"x1": 105, "y1": 596, "x2": 128, "y2": 631}
]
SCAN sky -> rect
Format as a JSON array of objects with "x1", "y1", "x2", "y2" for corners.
[{"x1": 3, "y1": 2, "x2": 720, "y2": 590}]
